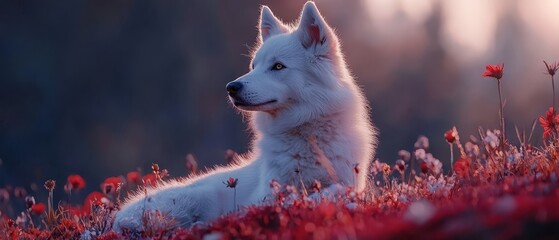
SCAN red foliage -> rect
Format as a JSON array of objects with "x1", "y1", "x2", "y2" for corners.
[
  {"x1": 25, "y1": 228, "x2": 50, "y2": 239},
  {"x1": 50, "y1": 218, "x2": 83, "y2": 239},
  {"x1": 97, "y1": 231, "x2": 121, "y2": 240}
]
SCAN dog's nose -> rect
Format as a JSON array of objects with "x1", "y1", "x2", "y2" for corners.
[{"x1": 226, "y1": 82, "x2": 243, "y2": 96}]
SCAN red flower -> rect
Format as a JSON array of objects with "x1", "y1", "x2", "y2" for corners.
[
  {"x1": 444, "y1": 129, "x2": 456, "y2": 143},
  {"x1": 82, "y1": 191, "x2": 107, "y2": 215},
  {"x1": 395, "y1": 160, "x2": 406, "y2": 172},
  {"x1": 544, "y1": 60, "x2": 559, "y2": 76},
  {"x1": 453, "y1": 158, "x2": 470, "y2": 177},
  {"x1": 66, "y1": 174, "x2": 86, "y2": 191},
  {"x1": 100, "y1": 176, "x2": 121, "y2": 194},
  {"x1": 25, "y1": 196, "x2": 35, "y2": 209},
  {"x1": 142, "y1": 173, "x2": 158, "y2": 186},
  {"x1": 126, "y1": 171, "x2": 142, "y2": 185},
  {"x1": 482, "y1": 64, "x2": 504, "y2": 80},
  {"x1": 539, "y1": 107, "x2": 559, "y2": 139},
  {"x1": 224, "y1": 177, "x2": 238, "y2": 188},
  {"x1": 151, "y1": 163, "x2": 160, "y2": 173},
  {"x1": 30, "y1": 203, "x2": 46, "y2": 215},
  {"x1": 311, "y1": 180, "x2": 321, "y2": 192},
  {"x1": 44, "y1": 179, "x2": 56, "y2": 191},
  {"x1": 419, "y1": 162, "x2": 428, "y2": 174}
]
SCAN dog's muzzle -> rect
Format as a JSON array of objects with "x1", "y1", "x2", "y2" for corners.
[{"x1": 226, "y1": 82, "x2": 243, "y2": 97}]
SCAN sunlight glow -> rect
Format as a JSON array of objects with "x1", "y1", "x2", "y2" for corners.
[
  {"x1": 400, "y1": 0, "x2": 433, "y2": 23},
  {"x1": 363, "y1": 0, "x2": 398, "y2": 22},
  {"x1": 440, "y1": 0, "x2": 500, "y2": 61},
  {"x1": 517, "y1": 0, "x2": 559, "y2": 54}
]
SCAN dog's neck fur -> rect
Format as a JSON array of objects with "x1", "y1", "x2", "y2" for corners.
[
  {"x1": 253, "y1": 107, "x2": 348, "y2": 138},
  {"x1": 251, "y1": 106, "x2": 365, "y2": 189}
]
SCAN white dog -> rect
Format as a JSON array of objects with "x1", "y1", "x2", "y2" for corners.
[{"x1": 113, "y1": 1, "x2": 376, "y2": 232}]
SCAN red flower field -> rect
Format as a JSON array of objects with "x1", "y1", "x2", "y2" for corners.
[{"x1": 2, "y1": 62, "x2": 559, "y2": 239}]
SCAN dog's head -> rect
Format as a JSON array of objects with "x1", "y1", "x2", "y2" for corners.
[{"x1": 227, "y1": 2, "x2": 352, "y2": 120}]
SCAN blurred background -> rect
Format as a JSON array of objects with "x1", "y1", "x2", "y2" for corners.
[{"x1": 1, "y1": 0, "x2": 558, "y2": 199}]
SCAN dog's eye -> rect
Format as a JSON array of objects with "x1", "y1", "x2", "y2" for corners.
[{"x1": 271, "y1": 63, "x2": 285, "y2": 71}]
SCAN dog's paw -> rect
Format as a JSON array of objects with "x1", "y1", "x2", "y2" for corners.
[
  {"x1": 112, "y1": 205, "x2": 144, "y2": 234},
  {"x1": 308, "y1": 183, "x2": 345, "y2": 202}
]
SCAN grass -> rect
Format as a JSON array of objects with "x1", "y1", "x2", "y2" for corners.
[{"x1": 2, "y1": 61, "x2": 559, "y2": 239}]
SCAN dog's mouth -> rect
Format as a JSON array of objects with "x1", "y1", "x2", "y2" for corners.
[{"x1": 234, "y1": 99, "x2": 277, "y2": 108}]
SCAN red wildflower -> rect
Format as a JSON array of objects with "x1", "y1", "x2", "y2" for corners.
[
  {"x1": 311, "y1": 180, "x2": 321, "y2": 192},
  {"x1": 126, "y1": 171, "x2": 142, "y2": 185},
  {"x1": 444, "y1": 129, "x2": 456, "y2": 143},
  {"x1": 544, "y1": 60, "x2": 559, "y2": 76},
  {"x1": 82, "y1": 191, "x2": 106, "y2": 215},
  {"x1": 395, "y1": 160, "x2": 406, "y2": 172},
  {"x1": 44, "y1": 179, "x2": 56, "y2": 191},
  {"x1": 453, "y1": 158, "x2": 470, "y2": 177},
  {"x1": 482, "y1": 64, "x2": 504, "y2": 80},
  {"x1": 100, "y1": 176, "x2": 121, "y2": 194},
  {"x1": 419, "y1": 162, "x2": 428, "y2": 174},
  {"x1": 151, "y1": 163, "x2": 160, "y2": 173},
  {"x1": 224, "y1": 177, "x2": 238, "y2": 188},
  {"x1": 539, "y1": 107, "x2": 559, "y2": 139},
  {"x1": 66, "y1": 174, "x2": 86, "y2": 191},
  {"x1": 30, "y1": 203, "x2": 46, "y2": 215},
  {"x1": 382, "y1": 163, "x2": 391, "y2": 176},
  {"x1": 142, "y1": 173, "x2": 158, "y2": 186},
  {"x1": 25, "y1": 196, "x2": 35, "y2": 209}
]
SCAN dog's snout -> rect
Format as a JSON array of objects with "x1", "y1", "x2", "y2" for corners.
[{"x1": 226, "y1": 82, "x2": 243, "y2": 96}]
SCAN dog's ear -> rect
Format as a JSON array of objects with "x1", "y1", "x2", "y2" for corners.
[
  {"x1": 259, "y1": 6, "x2": 288, "y2": 42},
  {"x1": 296, "y1": 2, "x2": 337, "y2": 54}
]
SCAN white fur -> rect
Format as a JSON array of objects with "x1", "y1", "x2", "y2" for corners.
[{"x1": 113, "y1": 1, "x2": 376, "y2": 232}]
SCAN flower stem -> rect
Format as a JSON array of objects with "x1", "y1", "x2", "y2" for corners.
[
  {"x1": 553, "y1": 75, "x2": 556, "y2": 112},
  {"x1": 497, "y1": 79, "x2": 506, "y2": 147},
  {"x1": 449, "y1": 143, "x2": 454, "y2": 173},
  {"x1": 47, "y1": 190, "x2": 54, "y2": 229}
]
